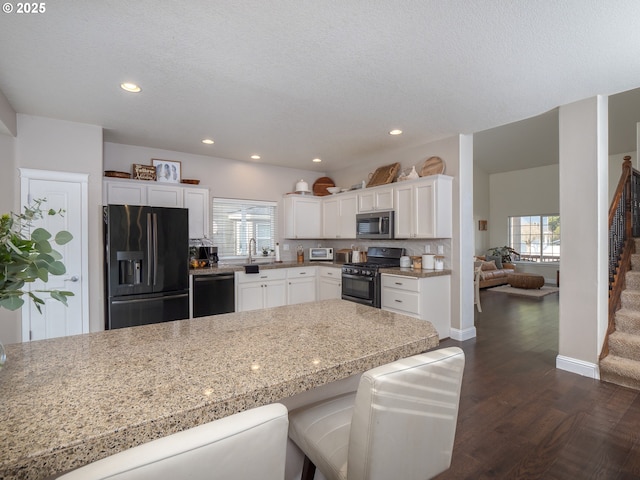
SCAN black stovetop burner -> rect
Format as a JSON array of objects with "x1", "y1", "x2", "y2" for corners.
[{"x1": 343, "y1": 246, "x2": 405, "y2": 273}]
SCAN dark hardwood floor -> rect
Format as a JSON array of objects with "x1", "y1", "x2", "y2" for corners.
[{"x1": 435, "y1": 289, "x2": 640, "y2": 480}]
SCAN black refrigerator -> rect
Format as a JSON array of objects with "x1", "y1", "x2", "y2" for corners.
[{"x1": 104, "y1": 205, "x2": 189, "y2": 330}]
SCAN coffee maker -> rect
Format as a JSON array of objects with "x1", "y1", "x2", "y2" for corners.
[{"x1": 198, "y1": 245, "x2": 218, "y2": 266}]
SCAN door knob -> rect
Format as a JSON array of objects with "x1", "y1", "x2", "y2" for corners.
[{"x1": 66, "y1": 275, "x2": 79, "y2": 282}]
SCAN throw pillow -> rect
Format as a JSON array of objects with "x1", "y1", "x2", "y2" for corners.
[
  {"x1": 481, "y1": 260, "x2": 497, "y2": 271},
  {"x1": 485, "y1": 255, "x2": 503, "y2": 269}
]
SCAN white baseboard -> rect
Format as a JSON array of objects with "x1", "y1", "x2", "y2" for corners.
[
  {"x1": 449, "y1": 326, "x2": 476, "y2": 341},
  {"x1": 556, "y1": 354, "x2": 600, "y2": 379}
]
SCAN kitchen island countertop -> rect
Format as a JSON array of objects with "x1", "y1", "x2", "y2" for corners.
[{"x1": 0, "y1": 299, "x2": 438, "y2": 480}]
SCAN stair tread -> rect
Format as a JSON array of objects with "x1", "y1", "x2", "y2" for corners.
[
  {"x1": 601, "y1": 355, "x2": 640, "y2": 381},
  {"x1": 609, "y1": 331, "x2": 640, "y2": 344}
]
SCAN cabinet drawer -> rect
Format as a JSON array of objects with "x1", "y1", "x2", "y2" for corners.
[
  {"x1": 287, "y1": 267, "x2": 317, "y2": 278},
  {"x1": 381, "y1": 274, "x2": 420, "y2": 292},
  {"x1": 236, "y1": 269, "x2": 287, "y2": 283},
  {"x1": 382, "y1": 289, "x2": 420, "y2": 315},
  {"x1": 318, "y1": 266, "x2": 341, "y2": 278}
]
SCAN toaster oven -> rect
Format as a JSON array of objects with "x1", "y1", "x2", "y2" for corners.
[{"x1": 309, "y1": 247, "x2": 334, "y2": 261}]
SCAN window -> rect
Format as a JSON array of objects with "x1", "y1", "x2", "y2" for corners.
[
  {"x1": 212, "y1": 198, "x2": 277, "y2": 260},
  {"x1": 508, "y1": 215, "x2": 560, "y2": 262}
]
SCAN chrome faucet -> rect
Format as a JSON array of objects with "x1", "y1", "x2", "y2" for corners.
[{"x1": 248, "y1": 238, "x2": 256, "y2": 263}]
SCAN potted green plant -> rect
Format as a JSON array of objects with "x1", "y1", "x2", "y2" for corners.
[
  {"x1": 0, "y1": 199, "x2": 74, "y2": 366},
  {"x1": 0, "y1": 198, "x2": 74, "y2": 311},
  {"x1": 488, "y1": 246, "x2": 519, "y2": 263}
]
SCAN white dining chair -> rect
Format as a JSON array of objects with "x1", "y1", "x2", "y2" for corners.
[
  {"x1": 288, "y1": 347, "x2": 465, "y2": 480},
  {"x1": 54, "y1": 403, "x2": 289, "y2": 480},
  {"x1": 474, "y1": 261, "x2": 483, "y2": 313}
]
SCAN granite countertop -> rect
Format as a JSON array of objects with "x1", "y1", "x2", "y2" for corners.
[
  {"x1": 0, "y1": 299, "x2": 438, "y2": 480},
  {"x1": 190, "y1": 261, "x2": 343, "y2": 275},
  {"x1": 379, "y1": 267, "x2": 452, "y2": 278}
]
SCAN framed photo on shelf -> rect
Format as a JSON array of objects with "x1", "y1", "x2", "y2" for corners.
[{"x1": 152, "y1": 159, "x2": 181, "y2": 183}]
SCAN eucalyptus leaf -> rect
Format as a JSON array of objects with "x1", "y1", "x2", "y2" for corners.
[
  {"x1": 36, "y1": 240, "x2": 52, "y2": 254},
  {"x1": 48, "y1": 261, "x2": 66, "y2": 276},
  {"x1": 37, "y1": 268, "x2": 49, "y2": 282},
  {"x1": 55, "y1": 231, "x2": 73, "y2": 245},
  {"x1": 0, "y1": 295, "x2": 24, "y2": 311},
  {"x1": 31, "y1": 228, "x2": 52, "y2": 242}
]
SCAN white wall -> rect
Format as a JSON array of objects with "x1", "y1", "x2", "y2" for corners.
[
  {"x1": 104, "y1": 142, "x2": 324, "y2": 203},
  {"x1": 473, "y1": 165, "x2": 490, "y2": 255},
  {"x1": 557, "y1": 96, "x2": 608, "y2": 378},
  {"x1": 489, "y1": 164, "x2": 560, "y2": 248},
  {"x1": 14, "y1": 115, "x2": 104, "y2": 339}
]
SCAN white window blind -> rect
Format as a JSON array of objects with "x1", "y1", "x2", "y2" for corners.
[{"x1": 212, "y1": 198, "x2": 277, "y2": 260}]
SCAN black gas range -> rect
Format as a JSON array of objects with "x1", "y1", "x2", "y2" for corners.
[{"x1": 341, "y1": 246, "x2": 405, "y2": 308}]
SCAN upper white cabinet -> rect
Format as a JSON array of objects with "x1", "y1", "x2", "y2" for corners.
[
  {"x1": 184, "y1": 187, "x2": 210, "y2": 239},
  {"x1": 394, "y1": 175, "x2": 452, "y2": 239},
  {"x1": 322, "y1": 192, "x2": 357, "y2": 239},
  {"x1": 358, "y1": 186, "x2": 393, "y2": 212},
  {"x1": 104, "y1": 178, "x2": 210, "y2": 239},
  {"x1": 104, "y1": 180, "x2": 147, "y2": 205},
  {"x1": 283, "y1": 195, "x2": 322, "y2": 239},
  {"x1": 147, "y1": 184, "x2": 184, "y2": 207}
]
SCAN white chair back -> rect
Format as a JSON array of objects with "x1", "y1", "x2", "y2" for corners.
[
  {"x1": 57, "y1": 403, "x2": 289, "y2": 480},
  {"x1": 347, "y1": 347, "x2": 465, "y2": 480}
]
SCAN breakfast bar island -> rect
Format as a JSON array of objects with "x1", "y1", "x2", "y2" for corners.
[{"x1": 0, "y1": 299, "x2": 439, "y2": 480}]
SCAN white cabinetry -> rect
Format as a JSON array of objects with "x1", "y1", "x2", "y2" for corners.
[
  {"x1": 103, "y1": 179, "x2": 210, "y2": 239},
  {"x1": 358, "y1": 186, "x2": 393, "y2": 212},
  {"x1": 381, "y1": 274, "x2": 450, "y2": 338},
  {"x1": 147, "y1": 184, "x2": 184, "y2": 207},
  {"x1": 104, "y1": 180, "x2": 147, "y2": 205},
  {"x1": 235, "y1": 269, "x2": 287, "y2": 312},
  {"x1": 283, "y1": 195, "x2": 322, "y2": 239},
  {"x1": 393, "y1": 175, "x2": 452, "y2": 238},
  {"x1": 318, "y1": 266, "x2": 342, "y2": 300},
  {"x1": 287, "y1": 266, "x2": 317, "y2": 305},
  {"x1": 322, "y1": 193, "x2": 357, "y2": 239},
  {"x1": 184, "y1": 187, "x2": 210, "y2": 238}
]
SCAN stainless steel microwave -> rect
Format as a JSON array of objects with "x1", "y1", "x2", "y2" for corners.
[{"x1": 356, "y1": 211, "x2": 394, "y2": 239}]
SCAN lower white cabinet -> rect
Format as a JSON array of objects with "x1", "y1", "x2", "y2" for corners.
[
  {"x1": 287, "y1": 267, "x2": 317, "y2": 305},
  {"x1": 318, "y1": 266, "x2": 341, "y2": 300},
  {"x1": 235, "y1": 269, "x2": 287, "y2": 312},
  {"x1": 381, "y1": 273, "x2": 451, "y2": 338}
]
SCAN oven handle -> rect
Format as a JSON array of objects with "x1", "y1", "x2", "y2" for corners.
[
  {"x1": 341, "y1": 293, "x2": 375, "y2": 307},
  {"x1": 342, "y1": 273, "x2": 375, "y2": 282}
]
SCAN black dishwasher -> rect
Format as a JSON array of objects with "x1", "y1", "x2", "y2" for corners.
[{"x1": 192, "y1": 273, "x2": 235, "y2": 317}]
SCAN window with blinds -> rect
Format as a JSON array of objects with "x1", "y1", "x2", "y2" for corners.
[{"x1": 212, "y1": 198, "x2": 278, "y2": 260}]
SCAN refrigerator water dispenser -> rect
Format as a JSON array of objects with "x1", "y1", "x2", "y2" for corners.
[{"x1": 117, "y1": 251, "x2": 143, "y2": 285}]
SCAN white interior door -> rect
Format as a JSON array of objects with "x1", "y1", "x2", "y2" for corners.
[{"x1": 20, "y1": 169, "x2": 89, "y2": 341}]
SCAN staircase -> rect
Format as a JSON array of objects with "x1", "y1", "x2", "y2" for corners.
[{"x1": 600, "y1": 238, "x2": 640, "y2": 390}]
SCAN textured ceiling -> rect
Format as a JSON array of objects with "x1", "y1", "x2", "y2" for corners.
[{"x1": 1, "y1": 1, "x2": 639, "y2": 174}]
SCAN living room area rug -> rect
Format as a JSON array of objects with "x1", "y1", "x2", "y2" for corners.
[{"x1": 487, "y1": 285, "x2": 559, "y2": 298}]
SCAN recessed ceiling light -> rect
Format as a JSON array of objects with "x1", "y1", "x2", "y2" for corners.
[
  {"x1": 389, "y1": 129, "x2": 403, "y2": 135},
  {"x1": 312, "y1": 158, "x2": 322, "y2": 163},
  {"x1": 251, "y1": 155, "x2": 261, "y2": 160},
  {"x1": 120, "y1": 82, "x2": 141, "y2": 93},
  {"x1": 202, "y1": 139, "x2": 214, "y2": 145}
]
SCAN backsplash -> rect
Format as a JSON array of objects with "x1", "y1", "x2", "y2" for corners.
[{"x1": 278, "y1": 238, "x2": 452, "y2": 268}]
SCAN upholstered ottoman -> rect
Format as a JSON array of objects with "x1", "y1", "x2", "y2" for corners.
[{"x1": 507, "y1": 273, "x2": 545, "y2": 289}]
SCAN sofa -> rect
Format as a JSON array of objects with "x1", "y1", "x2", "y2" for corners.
[{"x1": 475, "y1": 256, "x2": 516, "y2": 289}]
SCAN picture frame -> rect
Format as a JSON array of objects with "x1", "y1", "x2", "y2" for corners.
[
  {"x1": 478, "y1": 220, "x2": 488, "y2": 231},
  {"x1": 152, "y1": 159, "x2": 181, "y2": 183}
]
